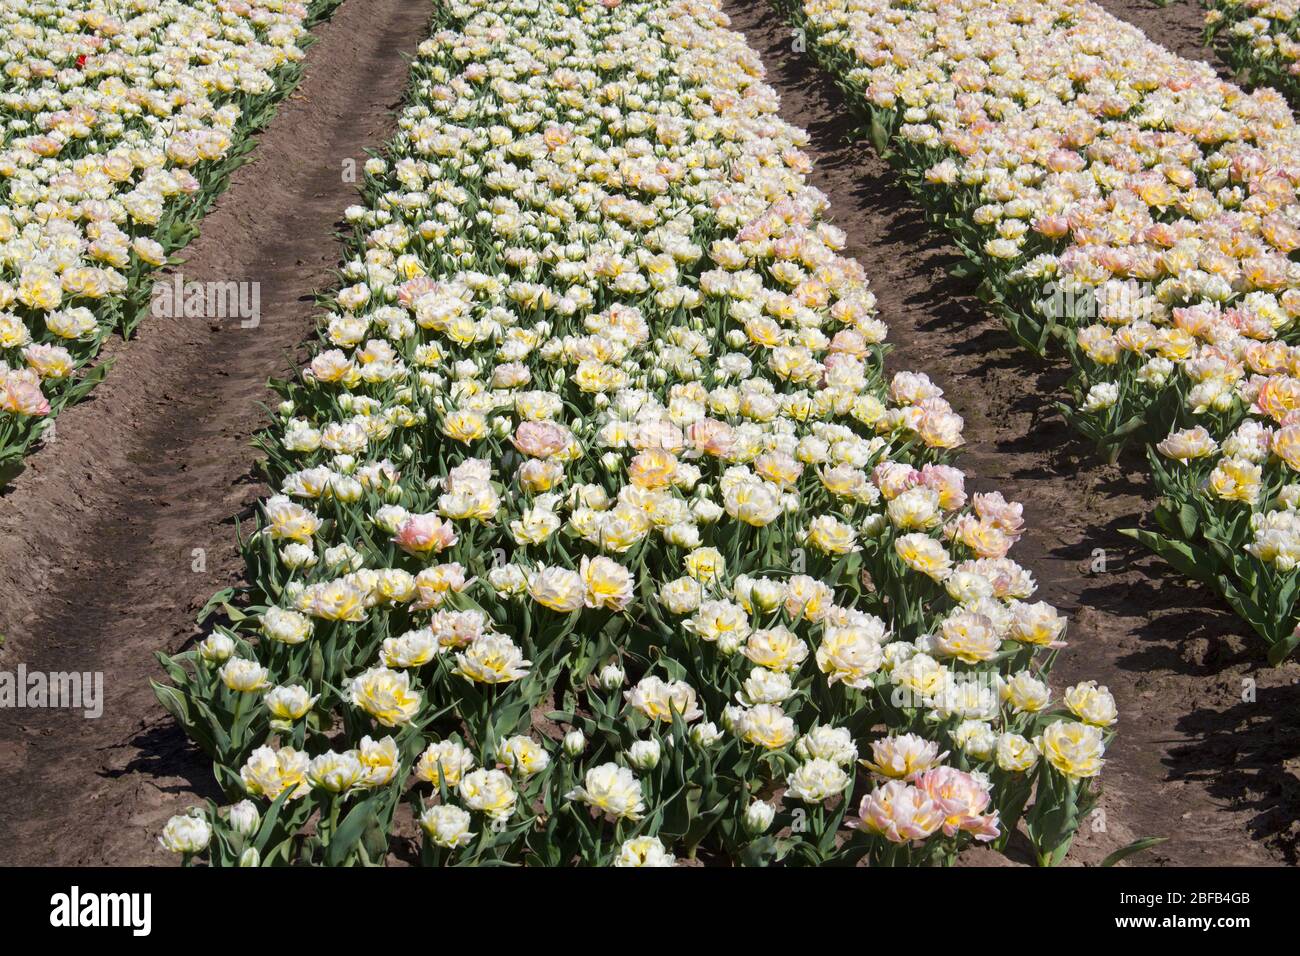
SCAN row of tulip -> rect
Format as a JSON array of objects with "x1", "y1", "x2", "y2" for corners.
[
  {"x1": 782, "y1": 0, "x2": 1300, "y2": 663},
  {"x1": 153, "y1": 0, "x2": 1121, "y2": 866},
  {"x1": 0, "y1": 0, "x2": 342, "y2": 486},
  {"x1": 1205, "y1": 0, "x2": 1300, "y2": 108}
]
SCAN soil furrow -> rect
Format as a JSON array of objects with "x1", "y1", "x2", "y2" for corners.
[
  {"x1": 724, "y1": 0, "x2": 1300, "y2": 864},
  {"x1": 0, "y1": 0, "x2": 431, "y2": 866}
]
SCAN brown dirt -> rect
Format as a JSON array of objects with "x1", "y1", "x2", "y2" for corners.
[
  {"x1": 722, "y1": 0, "x2": 1300, "y2": 865},
  {"x1": 1092, "y1": 0, "x2": 1229, "y2": 76},
  {"x1": 1, "y1": 0, "x2": 1297, "y2": 867},
  {"x1": 0, "y1": 0, "x2": 431, "y2": 866}
]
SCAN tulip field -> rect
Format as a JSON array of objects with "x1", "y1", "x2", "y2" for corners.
[
  {"x1": 0, "y1": 0, "x2": 344, "y2": 486},
  {"x1": 787, "y1": 0, "x2": 1300, "y2": 665},
  {"x1": 1, "y1": 0, "x2": 1298, "y2": 873},
  {"x1": 1206, "y1": 0, "x2": 1300, "y2": 107}
]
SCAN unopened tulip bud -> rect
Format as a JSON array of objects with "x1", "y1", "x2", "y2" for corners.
[
  {"x1": 228, "y1": 799, "x2": 260, "y2": 838},
  {"x1": 860, "y1": 514, "x2": 888, "y2": 539},
  {"x1": 198, "y1": 633, "x2": 235, "y2": 664},
  {"x1": 752, "y1": 580, "x2": 785, "y2": 611},
  {"x1": 690, "y1": 721, "x2": 722, "y2": 746},
  {"x1": 717, "y1": 632, "x2": 745, "y2": 656},
  {"x1": 744, "y1": 800, "x2": 775, "y2": 835},
  {"x1": 598, "y1": 664, "x2": 625, "y2": 690},
  {"x1": 628, "y1": 739, "x2": 661, "y2": 770},
  {"x1": 563, "y1": 730, "x2": 586, "y2": 757}
]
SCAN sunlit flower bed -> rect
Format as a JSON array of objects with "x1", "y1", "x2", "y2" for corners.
[
  {"x1": 0, "y1": 0, "x2": 339, "y2": 485},
  {"x1": 785, "y1": 0, "x2": 1300, "y2": 663},
  {"x1": 1206, "y1": 0, "x2": 1300, "y2": 106},
  {"x1": 154, "y1": 0, "x2": 1117, "y2": 867}
]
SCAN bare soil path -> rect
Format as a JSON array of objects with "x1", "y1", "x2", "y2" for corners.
[
  {"x1": 723, "y1": 0, "x2": 1300, "y2": 864},
  {"x1": 0, "y1": 0, "x2": 431, "y2": 866}
]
